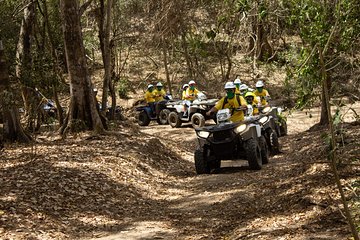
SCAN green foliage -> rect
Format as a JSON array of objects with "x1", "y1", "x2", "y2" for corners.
[
  {"x1": 118, "y1": 77, "x2": 130, "y2": 99},
  {"x1": 235, "y1": 0, "x2": 250, "y2": 13},
  {"x1": 187, "y1": 33, "x2": 209, "y2": 58},
  {"x1": 283, "y1": 0, "x2": 360, "y2": 110}
]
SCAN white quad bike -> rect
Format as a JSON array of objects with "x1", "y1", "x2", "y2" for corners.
[{"x1": 166, "y1": 93, "x2": 218, "y2": 128}]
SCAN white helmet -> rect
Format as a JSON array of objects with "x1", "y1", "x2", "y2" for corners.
[
  {"x1": 156, "y1": 82, "x2": 163, "y2": 87},
  {"x1": 255, "y1": 80, "x2": 264, "y2": 88},
  {"x1": 189, "y1": 80, "x2": 196, "y2": 85},
  {"x1": 182, "y1": 83, "x2": 189, "y2": 89},
  {"x1": 224, "y1": 82, "x2": 236, "y2": 89},
  {"x1": 147, "y1": 84, "x2": 154, "y2": 89},
  {"x1": 234, "y1": 78, "x2": 241, "y2": 84},
  {"x1": 239, "y1": 84, "x2": 248, "y2": 91}
]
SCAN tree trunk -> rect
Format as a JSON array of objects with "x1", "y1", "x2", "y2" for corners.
[
  {"x1": 248, "y1": 2, "x2": 273, "y2": 61},
  {"x1": 43, "y1": 0, "x2": 65, "y2": 125},
  {"x1": 181, "y1": 31, "x2": 193, "y2": 79},
  {"x1": 60, "y1": 0, "x2": 105, "y2": 135},
  {"x1": 16, "y1": 1, "x2": 38, "y2": 131},
  {"x1": 0, "y1": 40, "x2": 32, "y2": 143},
  {"x1": 319, "y1": 76, "x2": 331, "y2": 126},
  {"x1": 101, "y1": 0, "x2": 113, "y2": 114},
  {"x1": 162, "y1": 43, "x2": 172, "y2": 95}
]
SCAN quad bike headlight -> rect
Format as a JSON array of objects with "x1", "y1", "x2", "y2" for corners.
[
  {"x1": 234, "y1": 124, "x2": 247, "y2": 133},
  {"x1": 197, "y1": 131, "x2": 210, "y2": 139},
  {"x1": 262, "y1": 106, "x2": 271, "y2": 114},
  {"x1": 259, "y1": 116, "x2": 269, "y2": 124}
]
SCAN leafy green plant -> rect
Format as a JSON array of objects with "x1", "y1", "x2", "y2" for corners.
[{"x1": 118, "y1": 77, "x2": 130, "y2": 99}]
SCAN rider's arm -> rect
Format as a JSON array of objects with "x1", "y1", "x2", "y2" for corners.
[
  {"x1": 206, "y1": 98, "x2": 223, "y2": 116},
  {"x1": 206, "y1": 106, "x2": 218, "y2": 116}
]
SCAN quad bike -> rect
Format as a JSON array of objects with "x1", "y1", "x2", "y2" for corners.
[
  {"x1": 260, "y1": 105, "x2": 287, "y2": 137},
  {"x1": 135, "y1": 95, "x2": 173, "y2": 126},
  {"x1": 166, "y1": 93, "x2": 217, "y2": 129},
  {"x1": 257, "y1": 108, "x2": 281, "y2": 155},
  {"x1": 194, "y1": 108, "x2": 269, "y2": 174}
]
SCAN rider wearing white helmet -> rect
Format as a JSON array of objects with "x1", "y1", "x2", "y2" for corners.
[
  {"x1": 253, "y1": 80, "x2": 270, "y2": 106},
  {"x1": 206, "y1": 82, "x2": 247, "y2": 122},
  {"x1": 182, "y1": 84, "x2": 189, "y2": 100},
  {"x1": 144, "y1": 84, "x2": 156, "y2": 115},
  {"x1": 234, "y1": 78, "x2": 242, "y2": 95},
  {"x1": 184, "y1": 80, "x2": 200, "y2": 101},
  {"x1": 239, "y1": 84, "x2": 248, "y2": 96},
  {"x1": 154, "y1": 82, "x2": 166, "y2": 102},
  {"x1": 145, "y1": 84, "x2": 155, "y2": 102}
]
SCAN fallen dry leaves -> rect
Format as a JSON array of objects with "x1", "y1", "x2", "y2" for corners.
[{"x1": 0, "y1": 120, "x2": 359, "y2": 240}]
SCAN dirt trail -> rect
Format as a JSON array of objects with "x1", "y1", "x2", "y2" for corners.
[
  {"x1": 1, "y1": 106, "x2": 358, "y2": 240},
  {"x1": 92, "y1": 106, "x2": 360, "y2": 240}
]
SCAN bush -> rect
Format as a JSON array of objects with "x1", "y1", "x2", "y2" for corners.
[{"x1": 118, "y1": 78, "x2": 130, "y2": 99}]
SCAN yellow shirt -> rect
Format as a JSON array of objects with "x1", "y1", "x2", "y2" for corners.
[
  {"x1": 182, "y1": 90, "x2": 187, "y2": 100},
  {"x1": 215, "y1": 95, "x2": 247, "y2": 122},
  {"x1": 154, "y1": 89, "x2": 166, "y2": 102},
  {"x1": 235, "y1": 87, "x2": 240, "y2": 95},
  {"x1": 253, "y1": 89, "x2": 269, "y2": 105},
  {"x1": 184, "y1": 88, "x2": 199, "y2": 101},
  {"x1": 144, "y1": 90, "x2": 156, "y2": 103}
]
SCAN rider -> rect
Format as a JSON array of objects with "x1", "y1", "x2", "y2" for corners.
[
  {"x1": 144, "y1": 84, "x2": 156, "y2": 116},
  {"x1": 253, "y1": 80, "x2": 270, "y2": 106},
  {"x1": 244, "y1": 92, "x2": 259, "y2": 116},
  {"x1": 234, "y1": 78, "x2": 241, "y2": 95},
  {"x1": 184, "y1": 80, "x2": 200, "y2": 101},
  {"x1": 183, "y1": 80, "x2": 201, "y2": 117},
  {"x1": 154, "y1": 82, "x2": 166, "y2": 102},
  {"x1": 239, "y1": 84, "x2": 249, "y2": 96},
  {"x1": 181, "y1": 84, "x2": 189, "y2": 100},
  {"x1": 206, "y1": 82, "x2": 247, "y2": 122}
]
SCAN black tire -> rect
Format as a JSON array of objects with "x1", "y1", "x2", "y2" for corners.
[
  {"x1": 138, "y1": 111, "x2": 151, "y2": 126},
  {"x1": 191, "y1": 113, "x2": 205, "y2": 128},
  {"x1": 194, "y1": 149, "x2": 210, "y2": 174},
  {"x1": 168, "y1": 111, "x2": 182, "y2": 128},
  {"x1": 259, "y1": 135, "x2": 269, "y2": 164},
  {"x1": 157, "y1": 109, "x2": 170, "y2": 125},
  {"x1": 267, "y1": 129, "x2": 280, "y2": 155},
  {"x1": 279, "y1": 119, "x2": 288, "y2": 136},
  {"x1": 210, "y1": 160, "x2": 221, "y2": 170},
  {"x1": 245, "y1": 138, "x2": 262, "y2": 170}
]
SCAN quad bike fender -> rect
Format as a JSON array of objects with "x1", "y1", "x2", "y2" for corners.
[{"x1": 241, "y1": 123, "x2": 261, "y2": 141}]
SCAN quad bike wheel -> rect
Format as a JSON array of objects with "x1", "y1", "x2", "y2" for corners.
[
  {"x1": 157, "y1": 109, "x2": 170, "y2": 125},
  {"x1": 191, "y1": 113, "x2": 205, "y2": 128},
  {"x1": 194, "y1": 148, "x2": 211, "y2": 174},
  {"x1": 266, "y1": 128, "x2": 280, "y2": 155},
  {"x1": 168, "y1": 111, "x2": 182, "y2": 128},
  {"x1": 138, "y1": 111, "x2": 150, "y2": 126},
  {"x1": 259, "y1": 135, "x2": 269, "y2": 164},
  {"x1": 245, "y1": 138, "x2": 262, "y2": 170}
]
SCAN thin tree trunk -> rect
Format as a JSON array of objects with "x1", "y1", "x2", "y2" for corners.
[
  {"x1": 181, "y1": 31, "x2": 193, "y2": 79},
  {"x1": 0, "y1": 40, "x2": 32, "y2": 143},
  {"x1": 162, "y1": 43, "x2": 172, "y2": 95},
  {"x1": 319, "y1": 76, "x2": 331, "y2": 126},
  {"x1": 60, "y1": 0, "x2": 105, "y2": 135},
  {"x1": 43, "y1": 0, "x2": 65, "y2": 125},
  {"x1": 16, "y1": 1, "x2": 37, "y2": 130},
  {"x1": 319, "y1": 47, "x2": 360, "y2": 240},
  {"x1": 101, "y1": 0, "x2": 113, "y2": 114}
]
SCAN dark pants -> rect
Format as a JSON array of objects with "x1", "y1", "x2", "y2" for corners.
[{"x1": 149, "y1": 102, "x2": 156, "y2": 117}]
